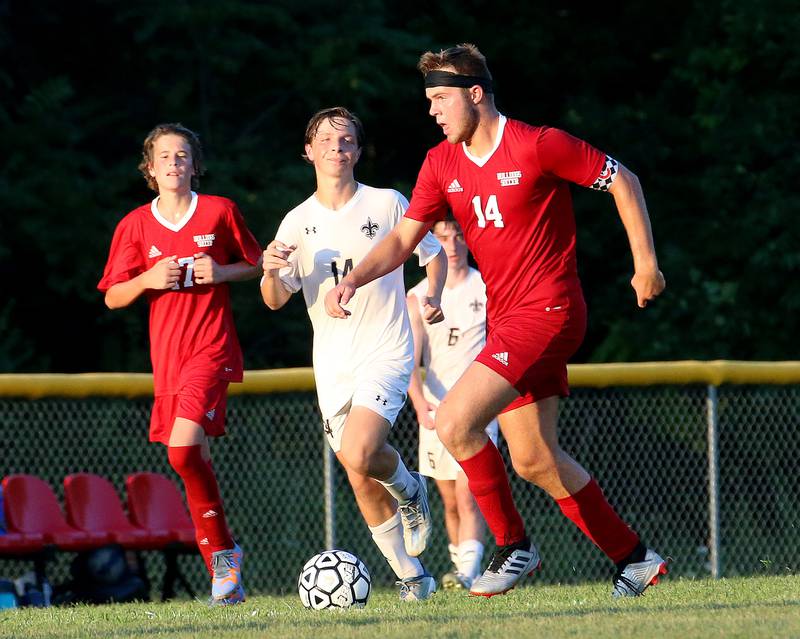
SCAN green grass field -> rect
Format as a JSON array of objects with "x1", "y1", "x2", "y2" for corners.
[{"x1": 2, "y1": 575, "x2": 798, "y2": 639}]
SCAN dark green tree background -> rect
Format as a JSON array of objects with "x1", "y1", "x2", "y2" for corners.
[{"x1": 0, "y1": 0, "x2": 797, "y2": 373}]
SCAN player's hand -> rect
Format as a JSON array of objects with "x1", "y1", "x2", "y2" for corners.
[
  {"x1": 631, "y1": 267, "x2": 666, "y2": 308},
  {"x1": 193, "y1": 252, "x2": 221, "y2": 285},
  {"x1": 143, "y1": 255, "x2": 180, "y2": 290},
  {"x1": 324, "y1": 281, "x2": 354, "y2": 318},
  {"x1": 415, "y1": 402, "x2": 437, "y2": 430},
  {"x1": 420, "y1": 294, "x2": 444, "y2": 324},
  {"x1": 263, "y1": 240, "x2": 296, "y2": 274}
]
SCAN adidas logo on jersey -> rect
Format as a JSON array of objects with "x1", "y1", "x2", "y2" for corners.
[
  {"x1": 202, "y1": 510, "x2": 218, "y2": 519},
  {"x1": 148, "y1": 245, "x2": 162, "y2": 258},
  {"x1": 492, "y1": 352, "x2": 509, "y2": 366},
  {"x1": 447, "y1": 179, "x2": 464, "y2": 193},
  {"x1": 199, "y1": 537, "x2": 210, "y2": 545}
]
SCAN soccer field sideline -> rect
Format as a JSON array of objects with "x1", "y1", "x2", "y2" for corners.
[{"x1": 2, "y1": 575, "x2": 798, "y2": 639}]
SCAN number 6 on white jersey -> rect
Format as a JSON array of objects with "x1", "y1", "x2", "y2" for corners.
[{"x1": 471, "y1": 195, "x2": 504, "y2": 228}]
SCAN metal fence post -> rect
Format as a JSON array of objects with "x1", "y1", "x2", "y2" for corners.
[
  {"x1": 323, "y1": 436, "x2": 336, "y2": 550},
  {"x1": 706, "y1": 384, "x2": 720, "y2": 578}
]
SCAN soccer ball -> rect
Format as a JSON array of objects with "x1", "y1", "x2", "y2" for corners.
[{"x1": 298, "y1": 550, "x2": 371, "y2": 610}]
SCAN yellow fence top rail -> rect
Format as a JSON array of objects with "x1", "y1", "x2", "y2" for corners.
[{"x1": 0, "y1": 361, "x2": 799, "y2": 398}]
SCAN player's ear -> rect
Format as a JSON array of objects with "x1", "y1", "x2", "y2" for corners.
[
  {"x1": 148, "y1": 163, "x2": 156, "y2": 178},
  {"x1": 469, "y1": 85, "x2": 484, "y2": 105},
  {"x1": 304, "y1": 143, "x2": 314, "y2": 163}
]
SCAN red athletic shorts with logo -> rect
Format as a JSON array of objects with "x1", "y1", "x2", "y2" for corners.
[
  {"x1": 476, "y1": 293, "x2": 587, "y2": 414},
  {"x1": 149, "y1": 376, "x2": 230, "y2": 445}
]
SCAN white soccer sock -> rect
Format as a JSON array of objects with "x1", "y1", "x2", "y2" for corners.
[
  {"x1": 377, "y1": 454, "x2": 418, "y2": 505},
  {"x1": 369, "y1": 512, "x2": 423, "y2": 580},
  {"x1": 448, "y1": 543, "x2": 460, "y2": 570},
  {"x1": 458, "y1": 539, "x2": 485, "y2": 582}
]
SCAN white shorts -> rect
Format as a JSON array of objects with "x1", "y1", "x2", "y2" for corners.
[
  {"x1": 322, "y1": 378, "x2": 407, "y2": 453},
  {"x1": 419, "y1": 414, "x2": 499, "y2": 481}
]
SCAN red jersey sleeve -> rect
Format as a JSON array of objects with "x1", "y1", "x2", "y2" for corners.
[
  {"x1": 404, "y1": 151, "x2": 448, "y2": 224},
  {"x1": 535, "y1": 127, "x2": 607, "y2": 187},
  {"x1": 224, "y1": 201, "x2": 262, "y2": 265},
  {"x1": 97, "y1": 214, "x2": 146, "y2": 292}
]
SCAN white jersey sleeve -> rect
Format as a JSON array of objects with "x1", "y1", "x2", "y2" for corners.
[
  {"x1": 391, "y1": 192, "x2": 443, "y2": 267},
  {"x1": 275, "y1": 211, "x2": 302, "y2": 293}
]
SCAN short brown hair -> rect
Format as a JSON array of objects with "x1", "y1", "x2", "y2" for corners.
[
  {"x1": 138, "y1": 123, "x2": 205, "y2": 193},
  {"x1": 417, "y1": 43, "x2": 492, "y2": 82},
  {"x1": 302, "y1": 107, "x2": 365, "y2": 164}
]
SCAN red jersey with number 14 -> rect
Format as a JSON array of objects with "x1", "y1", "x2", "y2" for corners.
[
  {"x1": 98, "y1": 193, "x2": 262, "y2": 396},
  {"x1": 405, "y1": 116, "x2": 609, "y2": 321}
]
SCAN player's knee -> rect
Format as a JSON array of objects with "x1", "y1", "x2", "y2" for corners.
[
  {"x1": 511, "y1": 455, "x2": 557, "y2": 486},
  {"x1": 167, "y1": 444, "x2": 205, "y2": 478},
  {"x1": 433, "y1": 409, "x2": 460, "y2": 448},
  {"x1": 340, "y1": 446, "x2": 374, "y2": 477}
]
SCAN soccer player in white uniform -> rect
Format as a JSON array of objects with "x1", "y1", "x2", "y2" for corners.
[
  {"x1": 406, "y1": 215, "x2": 497, "y2": 590},
  {"x1": 261, "y1": 107, "x2": 447, "y2": 601}
]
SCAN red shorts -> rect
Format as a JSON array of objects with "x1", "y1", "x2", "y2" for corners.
[
  {"x1": 149, "y1": 377, "x2": 230, "y2": 445},
  {"x1": 476, "y1": 294, "x2": 587, "y2": 414}
]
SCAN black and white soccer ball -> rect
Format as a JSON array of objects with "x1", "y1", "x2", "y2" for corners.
[{"x1": 298, "y1": 550, "x2": 371, "y2": 610}]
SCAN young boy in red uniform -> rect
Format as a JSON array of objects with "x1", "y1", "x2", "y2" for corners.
[{"x1": 98, "y1": 123, "x2": 262, "y2": 605}]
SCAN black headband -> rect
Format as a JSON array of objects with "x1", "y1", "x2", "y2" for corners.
[{"x1": 424, "y1": 70, "x2": 493, "y2": 93}]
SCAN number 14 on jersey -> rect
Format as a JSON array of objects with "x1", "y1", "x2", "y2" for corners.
[{"x1": 472, "y1": 195, "x2": 504, "y2": 228}]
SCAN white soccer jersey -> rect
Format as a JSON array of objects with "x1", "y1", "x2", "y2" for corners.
[
  {"x1": 408, "y1": 267, "x2": 488, "y2": 402},
  {"x1": 276, "y1": 184, "x2": 441, "y2": 420}
]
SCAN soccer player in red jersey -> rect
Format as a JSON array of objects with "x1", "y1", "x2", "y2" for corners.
[
  {"x1": 325, "y1": 44, "x2": 668, "y2": 598},
  {"x1": 98, "y1": 123, "x2": 262, "y2": 605}
]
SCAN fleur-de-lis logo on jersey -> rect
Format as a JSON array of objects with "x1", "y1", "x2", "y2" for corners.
[
  {"x1": 470, "y1": 299, "x2": 484, "y2": 312},
  {"x1": 361, "y1": 217, "x2": 379, "y2": 239}
]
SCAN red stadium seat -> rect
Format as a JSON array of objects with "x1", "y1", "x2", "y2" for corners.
[
  {"x1": 63, "y1": 473, "x2": 169, "y2": 550},
  {"x1": 0, "y1": 532, "x2": 46, "y2": 556},
  {"x1": 125, "y1": 472, "x2": 196, "y2": 547},
  {"x1": 2, "y1": 474, "x2": 109, "y2": 551},
  {"x1": 125, "y1": 472, "x2": 198, "y2": 600}
]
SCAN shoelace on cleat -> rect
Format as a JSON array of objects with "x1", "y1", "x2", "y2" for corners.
[
  {"x1": 213, "y1": 551, "x2": 235, "y2": 578},
  {"x1": 399, "y1": 492, "x2": 424, "y2": 526}
]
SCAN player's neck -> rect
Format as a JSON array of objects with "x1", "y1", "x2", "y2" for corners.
[
  {"x1": 464, "y1": 110, "x2": 501, "y2": 158},
  {"x1": 156, "y1": 189, "x2": 194, "y2": 223},
  {"x1": 445, "y1": 264, "x2": 469, "y2": 288},
  {"x1": 314, "y1": 175, "x2": 358, "y2": 211}
]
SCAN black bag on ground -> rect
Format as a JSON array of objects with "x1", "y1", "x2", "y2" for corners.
[{"x1": 59, "y1": 544, "x2": 148, "y2": 604}]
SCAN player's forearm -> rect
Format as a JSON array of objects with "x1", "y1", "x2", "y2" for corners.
[
  {"x1": 217, "y1": 259, "x2": 263, "y2": 283},
  {"x1": 260, "y1": 273, "x2": 292, "y2": 310},
  {"x1": 344, "y1": 228, "x2": 410, "y2": 288},
  {"x1": 104, "y1": 276, "x2": 148, "y2": 309},
  {"x1": 611, "y1": 166, "x2": 660, "y2": 272},
  {"x1": 407, "y1": 369, "x2": 428, "y2": 412},
  {"x1": 424, "y1": 249, "x2": 447, "y2": 299}
]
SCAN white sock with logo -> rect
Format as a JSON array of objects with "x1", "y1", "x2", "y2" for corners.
[
  {"x1": 458, "y1": 539, "x2": 485, "y2": 583},
  {"x1": 377, "y1": 454, "x2": 418, "y2": 505},
  {"x1": 369, "y1": 512, "x2": 423, "y2": 580}
]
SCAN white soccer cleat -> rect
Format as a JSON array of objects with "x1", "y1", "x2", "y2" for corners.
[
  {"x1": 469, "y1": 538, "x2": 541, "y2": 597},
  {"x1": 398, "y1": 472, "x2": 432, "y2": 557},
  {"x1": 397, "y1": 572, "x2": 437, "y2": 602},
  {"x1": 211, "y1": 543, "x2": 244, "y2": 601},
  {"x1": 612, "y1": 548, "x2": 668, "y2": 597}
]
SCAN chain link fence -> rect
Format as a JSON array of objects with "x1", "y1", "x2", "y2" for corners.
[{"x1": 1, "y1": 367, "x2": 798, "y2": 597}]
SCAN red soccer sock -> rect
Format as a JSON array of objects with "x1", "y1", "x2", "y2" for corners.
[
  {"x1": 458, "y1": 440, "x2": 526, "y2": 546},
  {"x1": 167, "y1": 445, "x2": 234, "y2": 572},
  {"x1": 556, "y1": 478, "x2": 640, "y2": 563}
]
